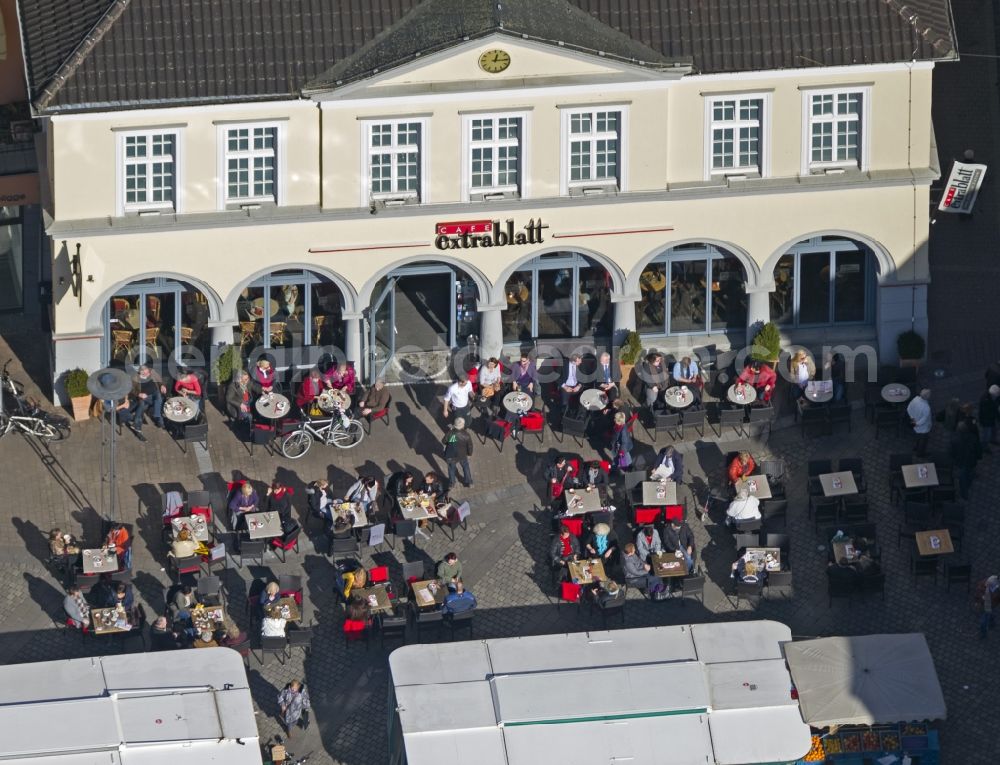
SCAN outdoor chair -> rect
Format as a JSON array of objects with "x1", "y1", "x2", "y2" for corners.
[
  {"x1": 679, "y1": 575, "x2": 705, "y2": 606},
  {"x1": 911, "y1": 555, "x2": 938, "y2": 584},
  {"x1": 558, "y1": 412, "x2": 587, "y2": 446},
  {"x1": 378, "y1": 612, "x2": 408, "y2": 648},
  {"x1": 765, "y1": 570, "x2": 792, "y2": 599},
  {"x1": 647, "y1": 411, "x2": 681, "y2": 442},
  {"x1": 446, "y1": 610, "x2": 475, "y2": 640},
  {"x1": 828, "y1": 577, "x2": 857, "y2": 606},
  {"x1": 717, "y1": 408, "x2": 746, "y2": 438},
  {"x1": 746, "y1": 405, "x2": 774, "y2": 439},
  {"x1": 859, "y1": 573, "x2": 886, "y2": 601},
  {"x1": 343, "y1": 619, "x2": 370, "y2": 649},
  {"x1": 414, "y1": 608, "x2": 445, "y2": 642},
  {"x1": 734, "y1": 579, "x2": 762, "y2": 608},
  {"x1": 237, "y1": 539, "x2": 266, "y2": 568},
  {"x1": 287, "y1": 624, "x2": 314, "y2": 655},
  {"x1": 761, "y1": 499, "x2": 788, "y2": 529},
  {"x1": 680, "y1": 407, "x2": 706, "y2": 438},
  {"x1": 258, "y1": 635, "x2": 287, "y2": 665},
  {"x1": 945, "y1": 563, "x2": 972, "y2": 591}
]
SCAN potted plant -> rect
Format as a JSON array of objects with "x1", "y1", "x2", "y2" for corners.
[
  {"x1": 897, "y1": 329, "x2": 926, "y2": 368},
  {"x1": 749, "y1": 322, "x2": 782, "y2": 365},
  {"x1": 211, "y1": 344, "x2": 240, "y2": 405},
  {"x1": 64, "y1": 368, "x2": 91, "y2": 422},
  {"x1": 616, "y1": 330, "x2": 643, "y2": 391}
]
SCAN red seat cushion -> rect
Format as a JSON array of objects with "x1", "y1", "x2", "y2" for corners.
[
  {"x1": 343, "y1": 618, "x2": 367, "y2": 634},
  {"x1": 520, "y1": 412, "x2": 544, "y2": 430},
  {"x1": 560, "y1": 581, "x2": 582, "y2": 603},
  {"x1": 561, "y1": 518, "x2": 584, "y2": 537},
  {"x1": 191, "y1": 506, "x2": 212, "y2": 523},
  {"x1": 371, "y1": 408, "x2": 389, "y2": 421},
  {"x1": 369, "y1": 566, "x2": 389, "y2": 584},
  {"x1": 550, "y1": 482, "x2": 565, "y2": 501},
  {"x1": 664, "y1": 504, "x2": 685, "y2": 522},
  {"x1": 634, "y1": 507, "x2": 662, "y2": 525}
]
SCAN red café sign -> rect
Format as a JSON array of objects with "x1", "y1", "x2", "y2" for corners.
[{"x1": 434, "y1": 218, "x2": 547, "y2": 250}]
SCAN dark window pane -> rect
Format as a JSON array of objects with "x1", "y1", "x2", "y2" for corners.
[
  {"x1": 311, "y1": 281, "x2": 344, "y2": 348},
  {"x1": 710, "y1": 255, "x2": 747, "y2": 331},
  {"x1": 834, "y1": 250, "x2": 866, "y2": 322},
  {"x1": 798, "y1": 252, "x2": 831, "y2": 324},
  {"x1": 536, "y1": 268, "x2": 575, "y2": 338},
  {"x1": 502, "y1": 272, "x2": 532, "y2": 342},
  {"x1": 578, "y1": 267, "x2": 612, "y2": 336},
  {"x1": 770, "y1": 255, "x2": 795, "y2": 325},
  {"x1": 669, "y1": 261, "x2": 707, "y2": 333},
  {"x1": 636, "y1": 264, "x2": 667, "y2": 333}
]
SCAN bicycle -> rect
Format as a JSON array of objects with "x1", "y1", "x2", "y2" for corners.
[
  {"x1": 279, "y1": 408, "x2": 364, "y2": 458},
  {"x1": 0, "y1": 360, "x2": 71, "y2": 441},
  {"x1": 1, "y1": 359, "x2": 28, "y2": 415}
]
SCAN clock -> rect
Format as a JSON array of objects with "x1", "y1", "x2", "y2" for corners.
[{"x1": 479, "y1": 49, "x2": 511, "y2": 74}]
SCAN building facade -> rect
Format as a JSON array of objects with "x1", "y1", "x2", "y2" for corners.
[{"x1": 16, "y1": 0, "x2": 956, "y2": 395}]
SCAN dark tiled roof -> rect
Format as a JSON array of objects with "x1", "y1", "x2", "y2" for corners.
[{"x1": 17, "y1": 0, "x2": 957, "y2": 114}]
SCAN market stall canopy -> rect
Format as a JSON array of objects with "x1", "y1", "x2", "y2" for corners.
[{"x1": 784, "y1": 633, "x2": 946, "y2": 728}]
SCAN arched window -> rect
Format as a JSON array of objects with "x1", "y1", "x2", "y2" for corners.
[{"x1": 238, "y1": 270, "x2": 344, "y2": 352}]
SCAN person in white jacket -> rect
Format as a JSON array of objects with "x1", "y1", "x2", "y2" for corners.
[{"x1": 725, "y1": 489, "x2": 761, "y2": 525}]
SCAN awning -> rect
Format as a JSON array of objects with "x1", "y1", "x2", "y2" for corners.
[{"x1": 784, "y1": 634, "x2": 947, "y2": 728}]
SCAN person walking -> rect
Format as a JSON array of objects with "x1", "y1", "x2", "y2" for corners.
[
  {"x1": 950, "y1": 420, "x2": 982, "y2": 500},
  {"x1": 978, "y1": 385, "x2": 999, "y2": 450},
  {"x1": 610, "y1": 411, "x2": 634, "y2": 473},
  {"x1": 906, "y1": 388, "x2": 933, "y2": 457},
  {"x1": 442, "y1": 417, "x2": 474, "y2": 489},
  {"x1": 277, "y1": 680, "x2": 311, "y2": 738}
]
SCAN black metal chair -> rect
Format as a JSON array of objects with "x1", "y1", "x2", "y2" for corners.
[
  {"x1": 812, "y1": 499, "x2": 840, "y2": 530},
  {"x1": 196, "y1": 574, "x2": 224, "y2": 605},
  {"x1": 378, "y1": 612, "x2": 408, "y2": 648},
  {"x1": 680, "y1": 407, "x2": 706, "y2": 438},
  {"x1": 647, "y1": 411, "x2": 681, "y2": 442},
  {"x1": 874, "y1": 407, "x2": 903, "y2": 439},
  {"x1": 181, "y1": 423, "x2": 209, "y2": 454},
  {"x1": 761, "y1": 499, "x2": 788, "y2": 529},
  {"x1": 717, "y1": 408, "x2": 746, "y2": 438},
  {"x1": 765, "y1": 570, "x2": 792, "y2": 599},
  {"x1": 800, "y1": 407, "x2": 830, "y2": 438},
  {"x1": 828, "y1": 576, "x2": 857, "y2": 606},
  {"x1": 258, "y1": 635, "x2": 287, "y2": 665},
  {"x1": 746, "y1": 405, "x2": 774, "y2": 439},
  {"x1": 842, "y1": 499, "x2": 869, "y2": 524},
  {"x1": 859, "y1": 573, "x2": 886, "y2": 601},
  {"x1": 734, "y1": 579, "x2": 762, "y2": 608},
  {"x1": 911, "y1": 555, "x2": 938, "y2": 584},
  {"x1": 945, "y1": 562, "x2": 972, "y2": 591},
  {"x1": 446, "y1": 610, "x2": 475, "y2": 640},
  {"x1": 807, "y1": 459, "x2": 832, "y2": 478},
  {"x1": 828, "y1": 401, "x2": 851, "y2": 433},
  {"x1": 402, "y1": 560, "x2": 427, "y2": 583},
  {"x1": 287, "y1": 624, "x2": 314, "y2": 655},
  {"x1": 391, "y1": 520, "x2": 418, "y2": 548},
  {"x1": 679, "y1": 575, "x2": 704, "y2": 605},
  {"x1": 237, "y1": 539, "x2": 266, "y2": 568},
  {"x1": 558, "y1": 413, "x2": 588, "y2": 446},
  {"x1": 414, "y1": 608, "x2": 445, "y2": 642},
  {"x1": 592, "y1": 596, "x2": 626, "y2": 628},
  {"x1": 733, "y1": 532, "x2": 760, "y2": 550},
  {"x1": 331, "y1": 536, "x2": 361, "y2": 559}
]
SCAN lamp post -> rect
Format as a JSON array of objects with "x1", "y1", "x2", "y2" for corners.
[{"x1": 87, "y1": 368, "x2": 132, "y2": 523}]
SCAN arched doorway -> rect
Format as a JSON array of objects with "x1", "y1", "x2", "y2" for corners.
[
  {"x1": 500, "y1": 252, "x2": 613, "y2": 343},
  {"x1": 105, "y1": 277, "x2": 213, "y2": 365},
  {"x1": 769, "y1": 236, "x2": 876, "y2": 327},
  {"x1": 635, "y1": 244, "x2": 748, "y2": 336},
  {"x1": 236, "y1": 269, "x2": 345, "y2": 354}
]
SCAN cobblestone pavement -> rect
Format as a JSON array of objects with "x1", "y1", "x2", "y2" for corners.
[{"x1": 0, "y1": 331, "x2": 998, "y2": 763}]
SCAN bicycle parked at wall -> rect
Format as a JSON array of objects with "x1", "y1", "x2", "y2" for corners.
[
  {"x1": 0, "y1": 359, "x2": 71, "y2": 441},
  {"x1": 279, "y1": 404, "x2": 364, "y2": 458}
]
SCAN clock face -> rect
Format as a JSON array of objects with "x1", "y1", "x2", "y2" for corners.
[{"x1": 479, "y1": 49, "x2": 511, "y2": 74}]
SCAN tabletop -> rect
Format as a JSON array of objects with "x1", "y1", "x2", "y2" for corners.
[
  {"x1": 651, "y1": 551, "x2": 688, "y2": 578},
  {"x1": 250, "y1": 297, "x2": 280, "y2": 319},
  {"x1": 734, "y1": 474, "x2": 772, "y2": 500},
  {"x1": 744, "y1": 546, "x2": 782, "y2": 571},
  {"x1": 664, "y1": 386, "x2": 695, "y2": 409},
  {"x1": 163, "y1": 396, "x2": 199, "y2": 424},
  {"x1": 902, "y1": 463, "x2": 939, "y2": 489},
  {"x1": 804, "y1": 381, "x2": 833, "y2": 403},
  {"x1": 915, "y1": 529, "x2": 954, "y2": 556},
  {"x1": 264, "y1": 597, "x2": 301, "y2": 623},
  {"x1": 881, "y1": 384, "x2": 911, "y2": 404},
  {"x1": 318, "y1": 389, "x2": 351, "y2": 413},
  {"x1": 568, "y1": 558, "x2": 608, "y2": 585},
  {"x1": 832, "y1": 541, "x2": 860, "y2": 563},
  {"x1": 245, "y1": 511, "x2": 283, "y2": 540},
  {"x1": 398, "y1": 494, "x2": 441, "y2": 521},
  {"x1": 502, "y1": 391, "x2": 533, "y2": 414},
  {"x1": 563, "y1": 488, "x2": 602, "y2": 516},
  {"x1": 255, "y1": 393, "x2": 291, "y2": 419},
  {"x1": 331, "y1": 501, "x2": 369, "y2": 528},
  {"x1": 641, "y1": 480, "x2": 677, "y2": 506},
  {"x1": 727, "y1": 384, "x2": 757, "y2": 405},
  {"x1": 580, "y1": 388, "x2": 608, "y2": 412},
  {"x1": 357, "y1": 586, "x2": 394, "y2": 615},
  {"x1": 82, "y1": 548, "x2": 118, "y2": 574},
  {"x1": 819, "y1": 471, "x2": 858, "y2": 497},
  {"x1": 92, "y1": 607, "x2": 133, "y2": 635},
  {"x1": 190, "y1": 605, "x2": 226, "y2": 634},
  {"x1": 171, "y1": 514, "x2": 211, "y2": 542},
  {"x1": 411, "y1": 579, "x2": 446, "y2": 609}
]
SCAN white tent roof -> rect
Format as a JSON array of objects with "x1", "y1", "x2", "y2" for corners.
[{"x1": 784, "y1": 633, "x2": 947, "y2": 727}]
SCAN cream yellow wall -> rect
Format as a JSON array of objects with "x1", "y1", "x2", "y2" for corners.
[{"x1": 54, "y1": 183, "x2": 926, "y2": 334}]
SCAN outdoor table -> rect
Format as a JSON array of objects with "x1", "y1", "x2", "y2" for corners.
[
  {"x1": 171, "y1": 514, "x2": 211, "y2": 542},
  {"x1": 804, "y1": 381, "x2": 833, "y2": 404},
  {"x1": 727, "y1": 383, "x2": 757, "y2": 405},
  {"x1": 651, "y1": 551, "x2": 688, "y2": 578},
  {"x1": 641, "y1": 480, "x2": 677, "y2": 506},
  {"x1": 357, "y1": 586, "x2": 394, "y2": 615},
  {"x1": 250, "y1": 297, "x2": 280, "y2": 319},
  {"x1": 832, "y1": 541, "x2": 860, "y2": 563},
  {"x1": 819, "y1": 471, "x2": 858, "y2": 497},
  {"x1": 881, "y1": 384, "x2": 911, "y2": 404},
  {"x1": 398, "y1": 495, "x2": 438, "y2": 522},
  {"x1": 664, "y1": 386, "x2": 696, "y2": 409},
  {"x1": 502, "y1": 391, "x2": 533, "y2": 415},
  {"x1": 190, "y1": 605, "x2": 225, "y2": 634},
  {"x1": 580, "y1": 389, "x2": 608, "y2": 412},
  {"x1": 563, "y1": 488, "x2": 602, "y2": 516},
  {"x1": 915, "y1": 529, "x2": 954, "y2": 556},
  {"x1": 411, "y1": 579, "x2": 446, "y2": 609},
  {"x1": 734, "y1": 474, "x2": 772, "y2": 500},
  {"x1": 163, "y1": 396, "x2": 199, "y2": 424},
  {"x1": 244, "y1": 511, "x2": 282, "y2": 540},
  {"x1": 317, "y1": 389, "x2": 351, "y2": 413},
  {"x1": 330, "y1": 501, "x2": 369, "y2": 528},
  {"x1": 82, "y1": 548, "x2": 118, "y2": 574},
  {"x1": 262, "y1": 597, "x2": 301, "y2": 624},
  {"x1": 255, "y1": 392, "x2": 291, "y2": 419},
  {"x1": 567, "y1": 558, "x2": 607, "y2": 585},
  {"x1": 902, "y1": 463, "x2": 939, "y2": 489},
  {"x1": 91, "y1": 606, "x2": 133, "y2": 635},
  {"x1": 743, "y1": 546, "x2": 782, "y2": 571}
]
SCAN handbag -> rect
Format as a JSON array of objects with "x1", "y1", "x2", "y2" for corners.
[{"x1": 617, "y1": 451, "x2": 632, "y2": 469}]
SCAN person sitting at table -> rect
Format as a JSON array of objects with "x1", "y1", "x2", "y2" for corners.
[
  {"x1": 106, "y1": 582, "x2": 135, "y2": 611},
  {"x1": 172, "y1": 584, "x2": 197, "y2": 621},
  {"x1": 635, "y1": 525, "x2": 663, "y2": 561},
  {"x1": 593, "y1": 351, "x2": 620, "y2": 404},
  {"x1": 345, "y1": 475, "x2": 379, "y2": 513},
  {"x1": 586, "y1": 578, "x2": 624, "y2": 607},
  {"x1": 824, "y1": 351, "x2": 847, "y2": 402},
  {"x1": 169, "y1": 527, "x2": 199, "y2": 560},
  {"x1": 650, "y1": 445, "x2": 684, "y2": 483},
  {"x1": 63, "y1": 585, "x2": 90, "y2": 630},
  {"x1": 788, "y1": 349, "x2": 816, "y2": 400},
  {"x1": 193, "y1": 630, "x2": 218, "y2": 649},
  {"x1": 584, "y1": 522, "x2": 619, "y2": 567},
  {"x1": 265, "y1": 480, "x2": 293, "y2": 522},
  {"x1": 559, "y1": 353, "x2": 584, "y2": 413},
  {"x1": 260, "y1": 581, "x2": 281, "y2": 608},
  {"x1": 387, "y1": 470, "x2": 416, "y2": 501},
  {"x1": 173, "y1": 367, "x2": 202, "y2": 406},
  {"x1": 437, "y1": 552, "x2": 463, "y2": 585},
  {"x1": 218, "y1": 619, "x2": 248, "y2": 648},
  {"x1": 422, "y1": 471, "x2": 446, "y2": 503},
  {"x1": 358, "y1": 378, "x2": 391, "y2": 418},
  {"x1": 662, "y1": 519, "x2": 696, "y2": 574},
  {"x1": 250, "y1": 358, "x2": 276, "y2": 395},
  {"x1": 226, "y1": 370, "x2": 254, "y2": 427},
  {"x1": 727, "y1": 451, "x2": 756, "y2": 485},
  {"x1": 324, "y1": 361, "x2": 356, "y2": 397},
  {"x1": 104, "y1": 523, "x2": 130, "y2": 567},
  {"x1": 478, "y1": 357, "x2": 503, "y2": 401},
  {"x1": 295, "y1": 367, "x2": 325, "y2": 413},
  {"x1": 342, "y1": 566, "x2": 368, "y2": 599},
  {"x1": 737, "y1": 360, "x2": 776, "y2": 404},
  {"x1": 306, "y1": 479, "x2": 333, "y2": 527},
  {"x1": 511, "y1": 353, "x2": 539, "y2": 401},
  {"x1": 442, "y1": 581, "x2": 478, "y2": 615},
  {"x1": 442, "y1": 373, "x2": 474, "y2": 422},
  {"x1": 150, "y1": 616, "x2": 184, "y2": 651},
  {"x1": 49, "y1": 528, "x2": 80, "y2": 557},
  {"x1": 544, "y1": 456, "x2": 577, "y2": 509},
  {"x1": 725, "y1": 488, "x2": 761, "y2": 526},
  {"x1": 582, "y1": 460, "x2": 608, "y2": 492},
  {"x1": 345, "y1": 594, "x2": 372, "y2": 625},
  {"x1": 730, "y1": 555, "x2": 765, "y2": 585},
  {"x1": 228, "y1": 482, "x2": 259, "y2": 529},
  {"x1": 261, "y1": 606, "x2": 287, "y2": 637},
  {"x1": 622, "y1": 542, "x2": 665, "y2": 593},
  {"x1": 826, "y1": 558, "x2": 861, "y2": 588},
  {"x1": 640, "y1": 352, "x2": 669, "y2": 409},
  {"x1": 129, "y1": 363, "x2": 167, "y2": 430},
  {"x1": 672, "y1": 355, "x2": 702, "y2": 390},
  {"x1": 550, "y1": 525, "x2": 581, "y2": 577}
]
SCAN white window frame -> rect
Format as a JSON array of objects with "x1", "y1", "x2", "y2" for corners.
[
  {"x1": 460, "y1": 111, "x2": 530, "y2": 201},
  {"x1": 801, "y1": 86, "x2": 871, "y2": 174},
  {"x1": 703, "y1": 93, "x2": 771, "y2": 179},
  {"x1": 216, "y1": 121, "x2": 285, "y2": 209},
  {"x1": 360, "y1": 118, "x2": 429, "y2": 205},
  {"x1": 559, "y1": 105, "x2": 629, "y2": 196},
  {"x1": 773, "y1": 237, "x2": 875, "y2": 327},
  {"x1": 116, "y1": 128, "x2": 182, "y2": 216}
]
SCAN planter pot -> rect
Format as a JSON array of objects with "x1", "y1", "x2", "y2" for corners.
[
  {"x1": 620, "y1": 363, "x2": 635, "y2": 394},
  {"x1": 70, "y1": 395, "x2": 91, "y2": 422}
]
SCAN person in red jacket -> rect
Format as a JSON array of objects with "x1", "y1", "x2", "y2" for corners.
[
  {"x1": 174, "y1": 368, "x2": 202, "y2": 399},
  {"x1": 737, "y1": 361, "x2": 776, "y2": 403},
  {"x1": 296, "y1": 368, "x2": 325, "y2": 410},
  {"x1": 727, "y1": 451, "x2": 756, "y2": 485}
]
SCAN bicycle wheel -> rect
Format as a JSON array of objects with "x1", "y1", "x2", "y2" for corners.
[
  {"x1": 43, "y1": 415, "x2": 71, "y2": 441},
  {"x1": 280, "y1": 430, "x2": 313, "y2": 459},
  {"x1": 331, "y1": 419, "x2": 365, "y2": 449}
]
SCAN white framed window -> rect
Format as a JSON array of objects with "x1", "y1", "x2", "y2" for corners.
[
  {"x1": 220, "y1": 122, "x2": 282, "y2": 207},
  {"x1": 117, "y1": 129, "x2": 181, "y2": 214},
  {"x1": 705, "y1": 94, "x2": 769, "y2": 178},
  {"x1": 802, "y1": 87, "x2": 871, "y2": 173},
  {"x1": 462, "y1": 113, "x2": 528, "y2": 199},
  {"x1": 560, "y1": 106, "x2": 627, "y2": 194},
  {"x1": 363, "y1": 119, "x2": 426, "y2": 202}
]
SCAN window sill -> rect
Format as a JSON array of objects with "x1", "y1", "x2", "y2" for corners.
[{"x1": 567, "y1": 183, "x2": 619, "y2": 198}]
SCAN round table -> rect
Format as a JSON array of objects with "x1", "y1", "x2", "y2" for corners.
[
  {"x1": 503, "y1": 391, "x2": 533, "y2": 415},
  {"x1": 163, "y1": 396, "x2": 199, "y2": 424},
  {"x1": 881, "y1": 384, "x2": 911, "y2": 404},
  {"x1": 804, "y1": 388, "x2": 833, "y2": 404},
  {"x1": 318, "y1": 389, "x2": 351, "y2": 413},
  {"x1": 580, "y1": 389, "x2": 608, "y2": 412},
  {"x1": 727, "y1": 384, "x2": 757, "y2": 405},
  {"x1": 250, "y1": 297, "x2": 280, "y2": 319},
  {"x1": 664, "y1": 386, "x2": 695, "y2": 409},
  {"x1": 256, "y1": 393, "x2": 291, "y2": 419}
]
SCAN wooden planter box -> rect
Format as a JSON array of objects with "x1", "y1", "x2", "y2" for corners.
[{"x1": 69, "y1": 395, "x2": 91, "y2": 422}]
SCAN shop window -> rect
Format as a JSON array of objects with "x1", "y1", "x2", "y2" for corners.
[
  {"x1": 502, "y1": 272, "x2": 532, "y2": 343},
  {"x1": 311, "y1": 282, "x2": 344, "y2": 348},
  {"x1": 636, "y1": 263, "x2": 667, "y2": 334},
  {"x1": 798, "y1": 253, "x2": 831, "y2": 325},
  {"x1": 770, "y1": 240, "x2": 874, "y2": 326},
  {"x1": 578, "y1": 267, "x2": 613, "y2": 337},
  {"x1": 537, "y1": 268, "x2": 574, "y2": 338},
  {"x1": 670, "y1": 261, "x2": 707, "y2": 333},
  {"x1": 106, "y1": 279, "x2": 207, "y2": 365},
  {"x1": 710, "y1": 257, "x2": 749, "y2": 331},
  {"x1": 0, "y1": 207, "x2": 24, "y2": 311},
  {"x1": 239, "y1": 271, "x2": 345, "y2": 353}
]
